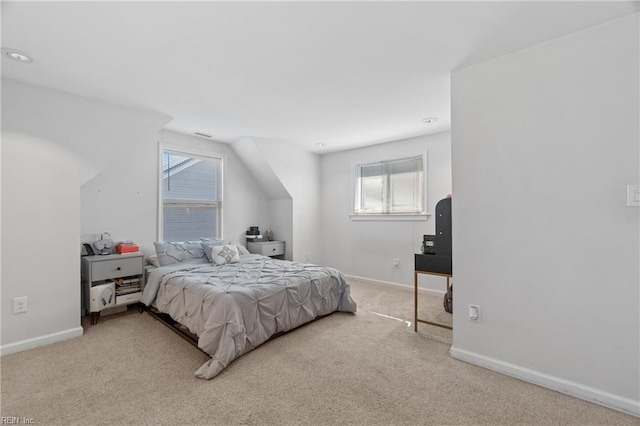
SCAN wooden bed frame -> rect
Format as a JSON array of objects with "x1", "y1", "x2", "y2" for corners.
[
  {"x1": 144, "y1": 305, "x2": 205, "y2": 353},
  {"x1": 143, "y1": 303, "x2": 331, "y2": 357}
]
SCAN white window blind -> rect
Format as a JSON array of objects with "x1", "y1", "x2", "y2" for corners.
[
  {"x1": 353, "y1": 155, "x2": 424, "y2": 216},
  {"x1": 161, "y1": 149, "x2": 222, "y2": 241}
]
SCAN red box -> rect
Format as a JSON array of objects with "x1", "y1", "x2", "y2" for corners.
[{"x1": 116, "y1": 243, "x2": 139, "y2": 254}]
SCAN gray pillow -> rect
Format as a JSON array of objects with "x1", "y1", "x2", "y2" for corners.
[
  {"x1": 200, "y1": 239, "x2": 224, "y2": 263},
  {"x1": 153, "y1": 241, "x2": 207, "y2": 266}
]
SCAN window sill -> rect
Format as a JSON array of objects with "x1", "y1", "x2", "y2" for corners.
[{"x1": 349, "y1": 213, "x2": 431, "y2": 222}]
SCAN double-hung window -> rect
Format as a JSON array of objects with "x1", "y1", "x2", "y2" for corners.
[
  {"x1": 160, "y1": 148, "x2": 223, "y2": 241},
  {"x1": 353, "y1": 155, "x2": 426, "y2": 219}
]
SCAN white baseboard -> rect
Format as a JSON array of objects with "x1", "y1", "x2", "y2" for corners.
[
  {"x1": 450, "y1": 346, "x2": 640, "y2": 418},
  {"x1": 0, "y1": 327, "x2": 84, "y2": 356},
  {"x1": 345, "y1": 274, "x2": 446, "y2": 295}
]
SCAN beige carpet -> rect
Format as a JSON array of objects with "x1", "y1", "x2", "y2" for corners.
[{"x1": 1, "y1": 280, "x2": 637, "y2": 425}]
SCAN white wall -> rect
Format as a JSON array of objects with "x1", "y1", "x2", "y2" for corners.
[
  {"x1": 1, "y1": 132, "x2": 81, "y2": 349},
  {"x1": 1, "y1": 79, "x2": 170, "y2": 353},
  {"x1": 252, "y1": 138, "x2": 322, "y2": 263},
  {"x1": 268, "y1": 199, "x2": 294, "y2": 260},
  {"x1": 319, "y1": 132, "x2": 452, "y2": 290},
  {"x1": 229, "y1": 137, "x2": 293, "y2": 260},
  {"x1": 81, "y1": 130, "x2": 271, "y2": 254},
  {"x1": 450, "y1": 15, "x2": 639, "y2": 416}
]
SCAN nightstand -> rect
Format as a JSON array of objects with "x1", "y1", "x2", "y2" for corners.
[
  {"x1": 81, "y1": 253, "x2": 145, "y2": 324},
  {"x1": 247, "y1": 240, "x2": 285, "y2": 259}
]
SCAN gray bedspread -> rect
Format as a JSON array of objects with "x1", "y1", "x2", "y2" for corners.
[{"x1": 141, "y1": 255, "x2": 357, "y2": 379}]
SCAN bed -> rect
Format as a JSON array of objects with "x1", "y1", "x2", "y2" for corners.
[{"x1": 141, "y1": 243, "x2": 357, "y2": 379}]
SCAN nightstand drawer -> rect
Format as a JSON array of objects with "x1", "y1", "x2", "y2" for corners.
[
  {"x1": 116, "y1": 292, "x2": 141, "y2": 306},
  {"x1": 262, "y1": 242, "x2": 285, "y2": 256},
  {"x1": 92, "y1": 257, "x2": 143, "y2": 281},
  {"x1": 247, "y1": 241, "x2": 285, "y2": 257}
]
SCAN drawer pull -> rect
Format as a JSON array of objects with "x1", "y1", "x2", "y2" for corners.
[{"x1": 116, "y1": 267, "x2": 121, "y2": 271}]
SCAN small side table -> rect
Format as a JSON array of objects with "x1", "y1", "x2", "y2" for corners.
[
  {"x1": 247, "y1": 240, "x2": 285, "y2": 259},
  {"x1": 414, "y1": 254, "x2": 452, "y2": 331}
]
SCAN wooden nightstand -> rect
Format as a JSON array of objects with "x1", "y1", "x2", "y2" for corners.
[{"x1": 247, "y1": 240, "x2": 285, "y2": 259}]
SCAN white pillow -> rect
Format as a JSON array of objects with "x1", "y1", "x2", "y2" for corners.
[
  {"x1": 201, "y1": 240, "x2": 225, "y2": 262},
  {"x1": 210, "y1": 244, "x2": 240, "y2": 265},
  {"x1": 201, "y1": 238, "x2": 250, "y2": 258},
  {"x1": 223, "y1": 240, "x2": 251, "y2": 256}
]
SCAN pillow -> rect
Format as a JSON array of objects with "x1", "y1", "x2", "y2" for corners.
[
  {"x1": 235, "y1": 243, "x2": 251, "y2": 256},
  {"x1": 210, "y1": 244, "x2": 240, "y2": 265},
  {"x1": 153, "y1": 241, "x2": 207, "y2": 266},
  {"x1": 200, "y1": 237, "x2": 222, "y2": 243},
  {"x1": 201, "y1": 240, "x2": 225, "y2": 263},
  {"x1": 146, "y1": 253, "x2": 160, "y2": 268},
  {"x1": 202, "y1": 238, "x2": 251, "y2": 257}
]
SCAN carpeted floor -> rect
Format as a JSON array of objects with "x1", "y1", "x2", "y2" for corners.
[{"x1": 0, "y1": 280, "x2": 637, "y2": 425}]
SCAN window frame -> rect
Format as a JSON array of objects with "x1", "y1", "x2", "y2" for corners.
[
  {"x1": 350, "y1": 153, "x2": 429, "y2": 222},
  {"x1": 158, "y1": 144, "x2": 225, "y2": 241}
]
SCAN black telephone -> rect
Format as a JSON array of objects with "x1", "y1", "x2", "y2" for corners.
[{"x1": 82, "y1": 243, "x2": 95, "y2": 256}]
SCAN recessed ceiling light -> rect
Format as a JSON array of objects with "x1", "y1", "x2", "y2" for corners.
[
  {"x1": 422, "y1": 117, "x2": 438, "y2": 124},
  {"x1": 4, "y1": 49, "x2": 33, "y2": 63},
  {"x1": 316, "y1": 143, "x2": 326, "y2": 147}
]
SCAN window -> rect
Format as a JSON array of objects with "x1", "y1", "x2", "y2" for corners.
[
  {"x1": 353, "y1": 155, "x2": 425, "y2": 218},
  {"x1": 160, "y1": 148, "x2": 223, "y2": 241}
]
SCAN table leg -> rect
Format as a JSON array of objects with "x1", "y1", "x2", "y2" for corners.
[
  {"x1": 414, "y1": 270, "x2": 453, "y2": 331},
  {"x1": 414, "y1": 271, "x2": 418, "y2": 332}
]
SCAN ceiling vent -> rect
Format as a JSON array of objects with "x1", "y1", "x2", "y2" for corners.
[{"x1": 194, "y1": 132, "x2": 212, "y2": 138}]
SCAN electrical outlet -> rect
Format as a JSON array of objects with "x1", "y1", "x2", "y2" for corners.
[
  {"x1": 392, "y1": 258, "x2": 400, "y2": 267},
  {"x1": 13, "y1": 296, "x2": 28, "y2": 314},
  {"x1": 468, "y1": 304, "x2": 480, "y2": 322},
  {"x1": 627, "y1": 185, "x2": 640, "y2": 206}
]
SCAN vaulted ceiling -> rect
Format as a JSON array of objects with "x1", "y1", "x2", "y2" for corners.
[{"x1": 2, "y1": 1, "x2": 638, "y2": 153}]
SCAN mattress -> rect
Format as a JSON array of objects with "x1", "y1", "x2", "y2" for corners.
[{"x1": 141, "y1": 254, "x2": 357, "y2": 379}]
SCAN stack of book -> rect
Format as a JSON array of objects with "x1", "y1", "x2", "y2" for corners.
[
  {"x1": 246, "y1": 226, "x2": 263, "y2": 242},
  {"x1": 114, "y1": 277, "x2": 141, "y2": 296},
  {"x1": 116, "y1": 242, "x2": 139, "y2": 254}
]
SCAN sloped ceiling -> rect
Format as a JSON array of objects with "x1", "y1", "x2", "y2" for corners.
[
  {"x1": 2, "y1": 79, "x2": 172, "y2": 185},
  {"x1": 231, "y1": 138, "x2": 291, "y2": 200}
]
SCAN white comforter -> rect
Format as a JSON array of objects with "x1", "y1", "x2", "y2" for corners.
[{"x1": 142, "y1": 255, "x2": 357, "y2": 379}]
